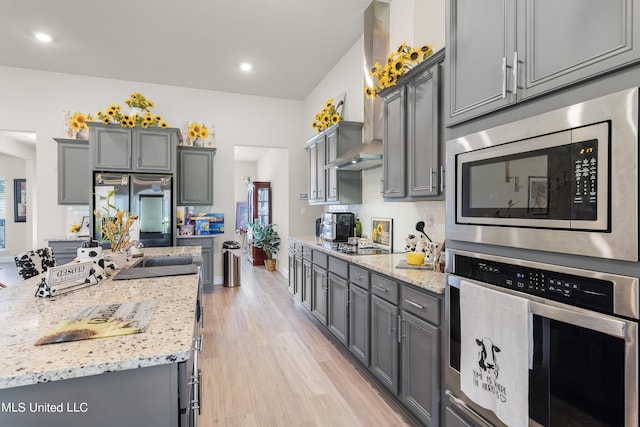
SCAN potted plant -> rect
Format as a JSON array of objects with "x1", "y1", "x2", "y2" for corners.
[{"x1": 248, "y1": 222, "x2": 280, "y2": 271}]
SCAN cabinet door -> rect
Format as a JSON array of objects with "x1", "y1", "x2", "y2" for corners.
[
  {"x1": 288, "y1": 251, "x2": 296, "y2": 295},
  {"x1": 315, "y1": 138, "x2": 327, "y2": 202},
  {"x1": 401, "y1": 311, "x2": 440, "y2": 426},
  {"x1": 370, "y1": 295, "x2": 399, "y2": 394},
  {"x1": 178, "y1": 147, "x2": 215, "y2": 205},
  {"x1": 92, "y1": 126, "x2": 132, "y2": 170},
  {"x1": 446, "y1": 0, "x2": 516, "y2": 125},
  {"x1": 382, "y1": 86, "x2": 406, "y2": 198},
  {"x1": 517, "y1": 0, "x2": 640, "y2": 100},
  {"x1": 327, "y1": 273, "x2": 349, "y2": 346},
  {"x1": 348, "y1": 283, "x2": 370, "y2": 366},
  {"x1": 178, "y1": 237, "x2": 214, "y2": 292},
  {"x1": 311, "y1": 264, "x2": 328, "y2": 325},
  {"x1": 56, "y1": 139, "x2": 90, "y2": 205},
  {"x1": 302, "y1": 259, "x2": 312, "y2": 310},
  {"x1": 407, "y1": 64, "x2": 441, "y2": 198},
  {"x1": 134, "y1": 128, "x2": 173, "y2": 172}
]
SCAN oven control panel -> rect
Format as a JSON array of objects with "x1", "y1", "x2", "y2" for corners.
[{"x1": 455, "y1": 255, "x2": 614, "y2": 315}]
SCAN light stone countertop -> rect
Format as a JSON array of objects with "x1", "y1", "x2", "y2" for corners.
[
  {"x1": 0, "y1": 246, "x2": 202, "y2": 390},
  {"x1": 289, "y1": 236, "x2": 445, "y2": 295}
]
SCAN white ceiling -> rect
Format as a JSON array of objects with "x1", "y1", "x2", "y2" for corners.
[{"x1": 0, "y1": 0, "x2": 371, "y2": 100}]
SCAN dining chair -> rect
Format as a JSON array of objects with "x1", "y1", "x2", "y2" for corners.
[{"x1": 14, "y1": 247, "x2": 57, "y2": 280}]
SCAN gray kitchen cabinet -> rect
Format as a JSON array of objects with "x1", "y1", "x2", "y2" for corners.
[
  {"x1": 294, "y1": 253, "x2": 303, "y2": 300},
  {"x1": 302, "y1": 258, "x2": 312, "y2": 310},
  {"x1": 47, "y1": 239, "x2": 83, "y2": 265},
  {"x1": 89, "y1": 123, "x2": 180, "y2": 172},
  {"x1": 370, "y1": 293, "x2": 400, "y2": 394},
  {"x1": 178, "y1": 146, "x2": 216, "y2": 206},
  {"x1": 446, "y1": 0, "x2": 640, "y2": 125},
  {"x1": 55, "y1": 138, "x2": 91, "y2": 205},
  {"x1": 306, "y1": 133, "x2": 326, "y2": 204},
  {"x1": 381, "y1": 86, "x2": 406, "y2": 199},
  {"x1": 288, "y1": 243, "x2": 297, "y2": 295},
  {"x1": 327, "y1": 256, "x2": 349, "y2": 346},
  {"x1": 178, "y1": 236, "x2": 214, "y2": 292},
  {"x1": 325, "y1": 122, "x2": 363, "y2": 204},
  {"x1": 306, "y1": 121, "x2": 363, "y2": 205},
  {"x1": 348, "y1": 264, "x2": 370, "y2": 366},
  {"x1": 380, "y1": 49, "x2": 445, "y2": 201},
  {"x1": 311, "y1": 250, "x2": 328, "y2": 324}
]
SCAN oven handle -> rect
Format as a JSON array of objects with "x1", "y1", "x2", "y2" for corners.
[
  {"x1": 448, "y1": 274, "x2": 630, "y2": 340},
  {"x1": 445, "y1": 390, "x2": 494, "y2": 426}
]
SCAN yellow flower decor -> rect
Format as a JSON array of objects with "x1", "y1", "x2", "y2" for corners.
[
  {"x1": 93, "y1": 189, "x2": 138, "y2": 253},
  {"x1": 365, "y1": 42, "x2": 434, "y2": 98},
  {"x1": 311, "y1": 98, "x2": 343, "y2": 133},
  {"x1": 66, "y1": 111, "x2": 94, "y2": 138},
  {"x1": 69, "y1": 223, "x2": 82, "y2": 234},
  {"x1": 95, "y1": 93, "x2": 169, "y2": 129}
]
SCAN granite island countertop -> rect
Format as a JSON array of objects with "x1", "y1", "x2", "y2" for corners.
[
  {"x1": 289, "y1": 236, "x2": 445, "y2": 295},
  {"x1": 0, "y1": 246, "x2": 202, "y2": 390}
]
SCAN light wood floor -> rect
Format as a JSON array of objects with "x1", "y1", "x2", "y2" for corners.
[{"x1": 199, "y1": 256, "x2": 417, "y2": 427}]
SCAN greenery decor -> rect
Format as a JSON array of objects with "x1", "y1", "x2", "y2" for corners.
[
  {"x1": 93, "y1": 189, "x2": 138, "y2": 253},
  {"x1": 311, "y1": 98, "x2": 342, "y2": 133},
  {"x1": 95, "y1": 92, "x2": 169, "y2": 129},
  {"x1": 365, "y1": 42, "x2": 434, "y2": 98},
  {"x1": 247, "y1": 222, "x2": 281, "y2": 260}
]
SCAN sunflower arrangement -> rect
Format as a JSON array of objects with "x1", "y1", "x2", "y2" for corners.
[
  {"x1": 93, "y1": 189, "x2": 138, "y2": 253},
  {"x1": 95, "y1": 93, "x2": 169, "y2": 129},
  {"x1": 365, "y1": 43, "x2": 434, "y2": 99},
  {"x1": 66, "y1": 111, "x2": 94, "y2": 138},
  {"x1": 186, "y1": 122, "x2": 210, "y2": 143},
  {"x1": 311, "y1": 98, "x2": 342, "y2": 133}
]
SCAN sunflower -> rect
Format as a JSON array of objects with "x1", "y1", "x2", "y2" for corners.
[
  {"x1": 408, "y1": 48, "x2": 421, "y2": 62},
  {"x1": 160, "y1": 121, "x2": 169, "y2": 128},
  {"x1": 392, "y1": 58, "x2": 406, "y2": 74},
  {"x1": 34, "y1": 317, "x2": 139, "y2": 345},
  {"x1": 200, "y1": 126, "x2": 209, "y2": 139}
]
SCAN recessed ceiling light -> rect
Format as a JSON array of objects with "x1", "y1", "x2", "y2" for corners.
[
  {"x1": 240, "y1": 62, "x2": 252, "y2": 72},
  {"x1": 34, "y1": 32, "x2": 52, "y2": 43}
]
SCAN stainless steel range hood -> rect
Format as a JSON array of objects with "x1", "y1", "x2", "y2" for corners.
[
  {"x1": 326, "y1": 1, "x2": 389, "y2": 171},
  {"x1": 327, "y1": 139, "x2": 383, "y2": 170}
]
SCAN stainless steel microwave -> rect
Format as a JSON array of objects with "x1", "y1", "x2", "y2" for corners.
[{"x1": 446, "y1": 88, "x2": 639, "y2": 261}]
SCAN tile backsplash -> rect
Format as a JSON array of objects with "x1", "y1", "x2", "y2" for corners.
[{"x1": 326, "y1": 167, "x2": 446, "y2": 252}]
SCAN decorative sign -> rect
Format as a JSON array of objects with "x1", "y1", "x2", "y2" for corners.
[{"x1": 35, "y1": 261, "x2": 99, "y2": 298}]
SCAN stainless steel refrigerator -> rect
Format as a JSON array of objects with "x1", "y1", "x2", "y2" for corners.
[{"x1": 93, "y1": 172, "x2": 173, "y2": 248}]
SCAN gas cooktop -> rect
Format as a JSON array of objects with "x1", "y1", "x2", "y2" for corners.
[{"x1": 316, "y1": 242, "x2": 392, "y2": 256}]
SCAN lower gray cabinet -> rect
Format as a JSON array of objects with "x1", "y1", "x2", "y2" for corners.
[
  {"x1": 311, "y1": 264, "x2": 328, "y2": 324},
  {"x1": 54, "y1": 138, "x2": 90, "y2": 205},
  {"x1": 294, "y1": 254, "x2": 303, "y2": 300},
  {"x1": 302, "y1": 258, "x2": 312, "y2": 310},
  {"x1": 348, "y1": 281, "x2": 370, "y2": 366},
  {"x1": 327, "y1": 272, "x2": 349, "y2": 346},
  {"x1": 177, "y1": 236, "x2": 214, "y2": 292},
  {"x1": 288, "y1": 244, "x2": 296, "y2": 294},
  {"x1": 370, "y1": 294, "x2": 400, "y2": 394}
]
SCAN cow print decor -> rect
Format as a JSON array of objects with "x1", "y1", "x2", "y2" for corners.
[{"x1": 14, "y1": 247, "x2": 57, "y2": 280}]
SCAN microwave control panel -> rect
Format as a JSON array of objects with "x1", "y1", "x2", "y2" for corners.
[{"x1": 572, "y1": 139, "x2": 599, "y2": 214}]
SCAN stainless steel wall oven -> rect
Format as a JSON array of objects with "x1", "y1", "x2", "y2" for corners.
[{"x1": 445, "y1": 249, "x2": 638, "y2": 426}]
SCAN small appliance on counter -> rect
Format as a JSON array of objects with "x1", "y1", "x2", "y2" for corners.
[
  {"x1": 320, "y1": 212, "x2": 355, "y2": 242},
  {"x1": 77, "y1": 239, "x2": 103, "y2": 261}
]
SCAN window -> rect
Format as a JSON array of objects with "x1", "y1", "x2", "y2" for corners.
[{"x1": 0, "y1": 178, "x2": 5, "y2": 249}]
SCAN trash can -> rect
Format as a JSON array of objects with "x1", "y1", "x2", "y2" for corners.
[{"x1": 222, "y1": 241, "x2": 241, "y2": 287}]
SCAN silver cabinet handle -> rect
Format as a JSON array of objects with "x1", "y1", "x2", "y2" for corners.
[
  {"x1": 388, "y1": 311, "x2": 396, "y2": 334},
  {"x1": 375, "y1": 285, "x2": 388, "y2": 293},
  {"x1": 440, "y1": 165, "x2": 445, "y2": 193},
  {"x1": 501, "y1": 57, "x2": 507, "y2": 99},
  {"x1": 404, "y1": 299, "x2": 424, "y2": 310},
  {"x1": 429, "y1": 167, "x2": 434, "y2": 191},
  {"x1": 398, "y1": 317, "x2": 404, "y2": 343},
  {"x1": 512, "y1": 51, "x2": 518, "y2": 97}
]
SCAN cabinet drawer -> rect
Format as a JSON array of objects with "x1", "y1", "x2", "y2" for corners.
[
  {"x1": 349, "y1": 265, "x2": 370, "y2": 289},
  {"x1": 401, "y1": 285, "x2": 440, "y2": 325},
  {"x1": 371, "y1": 273, "x2": 398, "y2": 304},
  {"x1": 329, "y1": 256, "x2": 348, "y2": 279},
  {"x1": 47, "y1": 240, "x2": 82, "y2": 255},
  {"x1": 312, "y1": 250, "x2": 328, "y2": 268},
  {"x1": 302, "y1": 245, "x2": 313, "y2": 261}
]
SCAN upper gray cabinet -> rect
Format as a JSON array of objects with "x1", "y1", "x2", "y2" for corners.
[
  {"x1": 306, "y1": 121, "x2": 363, "y2": 205},
  {"x1": 89, "y1": 123, "x2": 180, "y2": 172},
  {"x1": 380, "y1": 49, "x2": 445, "y2": 201},
  {"x1": 446, "y1": 0, "x2": 640, "y2": 125},
  {"x1": 177, "y1": 146, "x2": 216, "y2": 205},
  {"x1": 54, "y1": 138, "x2": 90, "y2": 205}
]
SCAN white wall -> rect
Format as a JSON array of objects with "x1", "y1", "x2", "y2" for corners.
[
  {"x1": 0, "y1": 66, "x2": 308, "y2": 278},
  {"x1": 0, "y1": 154, "x2": 28, "y2": 256}
]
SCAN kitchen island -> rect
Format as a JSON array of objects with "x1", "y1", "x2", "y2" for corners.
[{"x1": 0, "y1": 246, "x2": 202, "y2": 427}]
